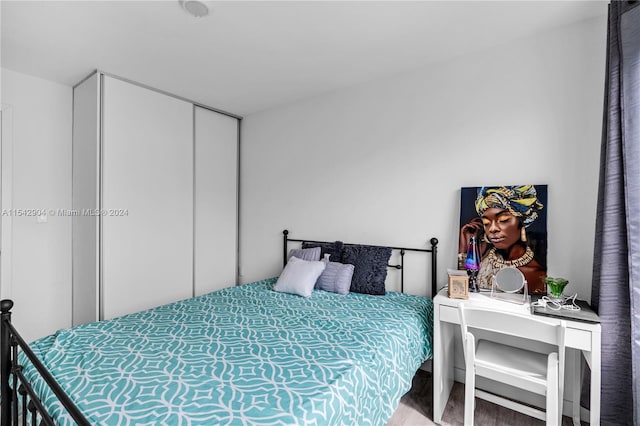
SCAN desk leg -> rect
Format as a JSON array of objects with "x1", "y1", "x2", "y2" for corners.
[
  {"x1": 433, "y1": 318, "x2": 454, "y2": 424},
  {"x1": 572, "y1": 349, "x2": 582, "y2": 426},
  {"x1": 590, "y1": 329, "x2": 601, "y2": 426}
]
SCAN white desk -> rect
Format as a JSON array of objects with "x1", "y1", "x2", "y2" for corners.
[{"x1": 433, "y1": 289, "x2": 601, "y2": 425}]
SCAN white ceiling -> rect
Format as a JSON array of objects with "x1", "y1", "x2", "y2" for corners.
[{"x1": 1, "y1": 0, "x2": 608, "y2": 116}]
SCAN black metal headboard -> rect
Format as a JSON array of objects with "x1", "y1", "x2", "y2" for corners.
[{"x1": 282, "y1": 230, "x2": 439, "y2": 296}]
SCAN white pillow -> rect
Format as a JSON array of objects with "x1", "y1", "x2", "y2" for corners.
[{"x1": 273, "y1": 256, "x2": 326, "y2": 297}]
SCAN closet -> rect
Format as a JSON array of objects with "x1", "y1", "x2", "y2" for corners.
[{"x1": 72, "y1": 72, "x2": 238, "y2": 325}]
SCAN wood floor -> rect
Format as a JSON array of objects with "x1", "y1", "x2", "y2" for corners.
[{"x1": 387, "y1": 369, "x2": 583, "y2": 426}]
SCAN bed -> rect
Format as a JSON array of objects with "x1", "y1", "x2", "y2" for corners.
[{"x1": 1, "y1": 231, "x2": 438, "y2": 425}]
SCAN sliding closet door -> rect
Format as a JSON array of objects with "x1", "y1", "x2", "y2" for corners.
[
  {"x1": 101, "y1": 77, "x2": 193, "y2": 320},
  {"x1": 194, "y1": 107, "x2": 238, "y2": 296}
]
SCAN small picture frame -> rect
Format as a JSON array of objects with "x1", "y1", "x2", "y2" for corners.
[{"x1": 448, "y1": 272, "x2": 469, "y2": 299}]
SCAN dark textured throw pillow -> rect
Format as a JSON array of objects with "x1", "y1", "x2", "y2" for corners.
[
  {"x1": 342, "y1": 245, "x2": 392, "y2": 295},
  {"x1": 316, "y1": 259, "x2": 355, "y2": 295},
  {"x1": 302, "y1": 241, "x2": 344, "y2": 263}
]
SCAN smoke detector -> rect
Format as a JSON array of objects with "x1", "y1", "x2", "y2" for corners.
[{"x1": 179, "y1": 1, "x2": 210, "y2": 18}]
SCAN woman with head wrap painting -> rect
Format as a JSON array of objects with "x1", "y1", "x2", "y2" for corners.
[{"x1": 460, "y1": 185, "x2": 546, "y2": 294}]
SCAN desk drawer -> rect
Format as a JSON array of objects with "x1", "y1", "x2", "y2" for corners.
[
  {"x1": 566, "y1": 328, "x2": 591, "y2": 351},
  {"x1": 439, "y1": 305, "x2": 460, "y2": 324}
]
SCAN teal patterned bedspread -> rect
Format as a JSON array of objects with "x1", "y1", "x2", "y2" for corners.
[{"x1": 23, "y1": 278, "x2": 433, "y2": 425}]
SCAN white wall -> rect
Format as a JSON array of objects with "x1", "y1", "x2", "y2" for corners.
[
  {"x1": 0, "y1": 15, "x2": 607, "y2": 343},
  {"x1": 240, "y1": 16, "x2": 607, "y2": 301},
  {"x1": 1, "y1": 68, "x2": 73, "y2": 343}
]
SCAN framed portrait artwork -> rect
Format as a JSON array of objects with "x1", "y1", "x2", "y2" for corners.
[{"x1": 458, "y1": 185, "x2": 548, "y2": 294}]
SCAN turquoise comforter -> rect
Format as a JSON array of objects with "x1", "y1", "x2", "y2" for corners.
[{"x1": 23, "y1": 278, "x2": 433, "y2": 425}]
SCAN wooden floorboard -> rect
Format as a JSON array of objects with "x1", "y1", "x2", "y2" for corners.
[{"x1": 387, "y1": 369, "x2": 584, "y2": 426}]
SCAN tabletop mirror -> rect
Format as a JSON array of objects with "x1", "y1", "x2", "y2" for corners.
[{"x1": 490, "y1": 267, "x2": 529, "y2": 304}]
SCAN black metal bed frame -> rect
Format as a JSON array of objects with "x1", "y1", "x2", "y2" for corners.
[
  {"x1": 283, "y1": 229, "x2": 439, "y2": 296},
  {"x1": 0, "y1": 231, "x2": 439, "y2": 425},
  {"x1": 0, "y1": 300, "x2": 90, "y2": 426}
]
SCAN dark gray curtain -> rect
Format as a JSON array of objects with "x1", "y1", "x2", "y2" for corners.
[{"x1": 591, "y1": 1, "x2": 640, "y2": 425}]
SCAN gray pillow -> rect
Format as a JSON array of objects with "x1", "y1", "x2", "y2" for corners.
[
  {"x1": 273, "y1": 256, "x2": 326, "y2": 297},
  {"x1": 316, "y1": 259, "x2": 354, "y2": 295},
  {"x1": 287, "y1": 246, "x2": 321, "y2": 262},
  {"x1": 302, "y1": 241, "x2": 344, "y2": 263}
]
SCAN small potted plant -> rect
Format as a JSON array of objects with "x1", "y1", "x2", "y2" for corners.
[{"x1": 544, "y1": 276, "x2": 569, "y2": 300}]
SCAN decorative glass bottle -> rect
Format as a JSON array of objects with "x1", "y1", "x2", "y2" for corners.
[{"x1": 465, "y1": 236, "x2": 481, "y2": 292}]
